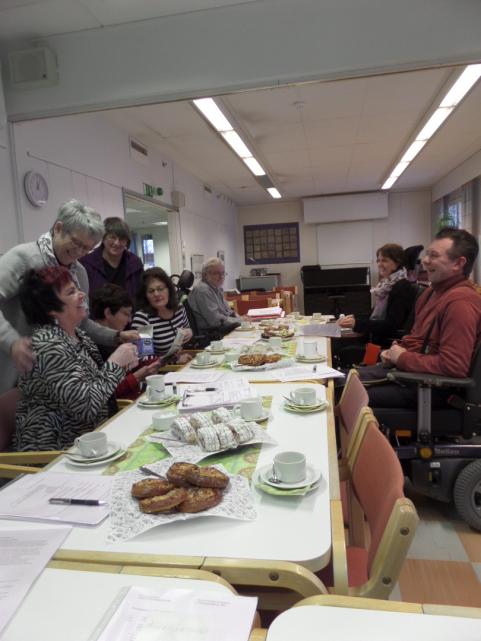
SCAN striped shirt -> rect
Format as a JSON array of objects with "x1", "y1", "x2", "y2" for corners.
[{"x1": 132, "y1": 306, "x2": 190, "y2": 356}]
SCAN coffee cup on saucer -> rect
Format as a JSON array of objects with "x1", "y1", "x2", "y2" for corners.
[
  {"x1": 152, "y1": 410, "x2": 178, "y2": 431},
  {"x1": 273, "y1": 451, "x2": 306, "y2": 483},
  {"x1": 195, "y1": 352, "x2": 212, "y2": 366},
  {"x1": 303, "y1": 341, "x2": 318, "y2": 358},
  {"x1": 145, "y1": 375, "x2": 166, "y2": 402},
  {"x1": 224, "y1": 350, "x2": 240, "y2": 363},
  {"x1": 233, "y1": 397, "x2": 263, "y2": 421},
  {"x1": 210, "y1": 340, "x2": 224, "y2": 352},
  {"x1": 241, "y1": 321, "x2": 252, "y2": 330},
  {"x1": 290, "y1": 387, "x2": 317, "y2": 406},
  {"x1": 74, "y1": 432, "x2": 108, "y2": 458}
]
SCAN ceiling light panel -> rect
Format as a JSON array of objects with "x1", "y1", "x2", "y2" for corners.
[
  {"x1": 267, "y1": 187, "x2": 282, "y2": 199},
  {"x1": 415, "y1": 107, "x2": 453, "y2": 141},
  {"x1": 243, "y1": 157, "x2": 266, "y2": 176},
  {"x1": 193, "y1": 98, "x2": 233, "y2": 132},
  {"x1": 440, "y1": 64, "x2": 481, "y2": 108},
  {"x1": 221, "y1": 130, "x2": 253, "y2": 158},
  {"x1": 400, "y1": 140, "x2": 427, "y2": 163}
]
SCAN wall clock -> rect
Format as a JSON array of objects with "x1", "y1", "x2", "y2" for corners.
[{"x1": 23, "y1": 170, "x2": 49, "y2": 207}]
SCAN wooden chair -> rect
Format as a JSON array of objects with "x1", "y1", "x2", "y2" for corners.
[
  {"x1": 319, "y1": 420, "x2": 418, "y2": 599},
  {"x1": 0, "y1": 388, "x2": 61, "y2": 478}
]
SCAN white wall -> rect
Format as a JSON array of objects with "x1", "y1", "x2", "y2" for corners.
[
  {"x1": 11, "y1": 112, "x2": 240, "y2": 284},
  {"x1": 2, "y1": 1, "x2": 481, "y2": 120},
  {"x1": 432, "y1": 149, "x2": 481, "y2": 202},
  {"x1": 0, "y1": 69, "x2": 20, "y2": 254},
  {"x1": 238, "y1": 191, "x2": 431, "y2": 312}
]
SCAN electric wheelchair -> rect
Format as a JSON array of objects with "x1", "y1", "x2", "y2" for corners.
[{"x1": 373, "y1": 346, "x2": 481, "y2": 530}]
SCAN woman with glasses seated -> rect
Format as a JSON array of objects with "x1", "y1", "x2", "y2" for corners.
[
  {"x1": 131, "y1": 267, "x2": 193, "y2": 363},
  {"x1": 14, "y1": 267, "x2": 138, "y2": 451},
  {"x1": 80, "y1": 216, "x2": 143, "y2": 302},
  {"x1": 188, "y1": 257, "x2": 241, "y2": 334}
]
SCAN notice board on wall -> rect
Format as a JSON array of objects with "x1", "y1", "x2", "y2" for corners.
[{"x1": 244, "y1": 222, "x2": 300, "y2": 264}]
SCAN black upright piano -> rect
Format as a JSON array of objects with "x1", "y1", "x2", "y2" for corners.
[{"x1": 301, "y1": 265, "x2": 372, "y2": 317}]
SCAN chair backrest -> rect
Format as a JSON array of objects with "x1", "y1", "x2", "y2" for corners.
[
  {"x1": 348, "y1": 421, "x2": 418, "y2": 598},
  {"x1": 0, "y1": 387, "x2": 21, "y2": 451},
  {"x1": 337, "y1": 370, "x2": 369, "y2": 456},
  {"x1": 182, "y1": 298, "x2": 200, "y2": 335}
]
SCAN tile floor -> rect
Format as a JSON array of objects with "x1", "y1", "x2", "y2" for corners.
[{"x1": 391, "y1": 486, "x2": 481, "y2": 607}]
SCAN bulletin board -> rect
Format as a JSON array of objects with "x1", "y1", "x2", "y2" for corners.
[{"x1": 244, "y1": 222, "x2": 300, "y2": 264}]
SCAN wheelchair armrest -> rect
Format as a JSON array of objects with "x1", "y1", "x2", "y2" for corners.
[{"x1": 387, "y1": 369, "x2": 475, "y2": 388}]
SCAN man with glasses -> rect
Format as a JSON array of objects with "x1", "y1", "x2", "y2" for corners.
[
  {"x1": 367, "y1": 227, "x2": 481, "y2": 411},
  {"x1": 0, "y1": 199, "x2": 139, "y2": 393},
  {"x1": 188, "y1": 257, "x2": 241, "y2": 335}
]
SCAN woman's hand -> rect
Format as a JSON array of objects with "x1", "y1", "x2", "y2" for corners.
[
  {"x1": 176, "y1": 352, "x2": 193, "y2": 364},
  {"x1": 118, "y1": 329, "x2": 141, "y2": 343},
  {"x1": 133, "y1": 358, "x2": 161, "y2": 382},
  {"x1": 337, "y1": 314, "x2": 355, "y2": 329},
  {"x1": 108, "y1": 343, "x2": 139, "y2": 369},
  {"x1": 181, "y1": 328, "x2": 193, "y2": 344}
]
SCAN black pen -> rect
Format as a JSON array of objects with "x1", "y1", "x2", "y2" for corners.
[{"x1": 49, "y1": 498, "x2": 107, "y2": 506}]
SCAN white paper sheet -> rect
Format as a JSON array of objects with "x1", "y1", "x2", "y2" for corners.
[
  {"x1": 0, "y1": 526, "x2": 71, "y2": 637},
  {"x1": 247, "y1": 306, "x2": 283, "y2": 317},
  {"x1": 164, "y1": 370, "x2": 226, "y2": 384},
  {"x1": 0, "y1": 473, "x2": 112, "y2": 525},
  {"x1": 275, "y1": 365, "x2": 345, "y2": 381},
  {"x1": 300, "y1": 323, "x2": 341, "y2": 337},
  {"x1": 178, "y1": 377, "x2": 253, "y2": 411},
  {"x1": 93, "y1": 586, "x2": 257, "y2": 641}
]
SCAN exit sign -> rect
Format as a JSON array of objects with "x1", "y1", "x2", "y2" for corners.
[{"x1": 143, "y1": 183, "x2": 155, "y2": 198}]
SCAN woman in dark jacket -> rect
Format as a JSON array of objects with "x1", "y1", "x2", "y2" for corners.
[
  {"x1": 80, "y1": 217, "x2": 143, "y2": 302},
  {"x1": 338, "y1": 243, "x2": 416, "y2": 339}
]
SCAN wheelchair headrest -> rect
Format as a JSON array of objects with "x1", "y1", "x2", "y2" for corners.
[
  {"x1": 404, "y1": 245, "x2": 424, "y2": 271},
  {"x1": 178, "y1": 270, "x2": 194, "y2": 290}
]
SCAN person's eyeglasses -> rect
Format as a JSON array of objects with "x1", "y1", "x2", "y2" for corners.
[
  {"x1": 68, "y1": 233, "x2": 93, "y2": 254},
  {"x1": 147, "y1": 286, "x2": 169, "y2": 295},
  {"x1": 105, "y1": 234, "x2": 127, "y2": 245},
  {"x1": 423, "y1": 250, "x2": 443, "y2": 259},
  {"x1": 209, "y1": 271, "x2": 227, "y2": 276}
]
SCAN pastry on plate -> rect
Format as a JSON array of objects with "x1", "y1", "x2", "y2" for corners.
[
  {"x1": 187, "y1": 465, "x2": 229, "y2": 489},
  {"x1": 131, "y1": 478, "x2": 175, "y2": 499},
  {"x1": 178, "y1": 487, "x2": 223, "y2": 513},
  {"x1": 166, "y1": 462, "x2": 199, "y2": 487},
  {"x1": 139, "y1": 487, "x2": 188, "y2": 513}
]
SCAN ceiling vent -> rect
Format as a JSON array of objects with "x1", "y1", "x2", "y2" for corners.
[
  {"x1": 129, "y1": 137, "x2": 149, "y2": 166},
  {"x1": 8, "y1": 47, "x2": 58, "y2": 89}
]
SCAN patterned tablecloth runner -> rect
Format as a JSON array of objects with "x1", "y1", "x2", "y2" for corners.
[{"x1": 103, "y1": 396, "x2": 273, "y2": 479}]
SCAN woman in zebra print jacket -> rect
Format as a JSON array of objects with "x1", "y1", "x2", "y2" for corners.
[{"x1": 14, "y1": 266, "x2": 139, "y2": 451}]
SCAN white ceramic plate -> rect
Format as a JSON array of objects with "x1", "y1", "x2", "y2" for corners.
[
  {"x1": 190, "y1": 357, "x2": 223, "y2": 369},
  {"x1": 234, "y1": 325, "x2": 255, "y2": 331},
  {"x1": 65, "y1": 447, "x2": 126, "y2": 467},
  {"x1": 283, "y1": 401, "x2": 328, "y2": 414},
  {"x1": 258, "y1": 463, "x2": 321, "y2": 489},
  {"x1": 65, "y1": 441, "x2": 121, "y2": 463},
  {"x1": 233, "y1": 409, "x2": 271, "y2": 423},
  {"x1": 295, "y1": 355, "x2": 327, "y2": 363},
  {"x1": 205, "y1": 346, "x2": 228, "y2": 354},
  {"x1": 137, "y1": 393, "x2": 177, "y2": 408}
]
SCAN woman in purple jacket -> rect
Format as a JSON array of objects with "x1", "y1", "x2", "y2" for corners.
[{"x1": 80, "y1": 217, "x2": 143, "y2": 303}]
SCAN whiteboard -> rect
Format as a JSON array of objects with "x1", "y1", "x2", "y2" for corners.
[{"x1": 316, "y1": 220, "x2": 373, "y2": 265}]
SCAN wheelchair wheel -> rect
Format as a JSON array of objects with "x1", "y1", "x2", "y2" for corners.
[{"x1": 453, "y1": 460, "x2": 481, "y2": 531}]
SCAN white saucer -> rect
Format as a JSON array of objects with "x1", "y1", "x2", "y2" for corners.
[
  {"x1": 191, "y1": 357, "x2": 223, "y2": 369},
  {"x1": 234, "y1": 409, "x2": 271, "y2": 423},
  {"x1": 138, "y1": 393, "x2": 176, "y2": 408},
  {"x1": 258, "y1": 463, "x2": 321, "y2": 489},
  {"x1": 205, "y1": 346, "x2": 228, "y2": 354},
  {"x1": 284, "y1": 401, "x2": 327, "y2": 414},
  {"x1": 65, "y1": 441, "x2": 120, "y2": 463},
  {"x1": 296, "y1": 355, "x2": 326, "y2": 363},
  {"x1": 65, "y1": 444, "x2": 125, "y2": 466},
  {"x1": 235, "y1": 325, "x2": 254, "y2": 331}
]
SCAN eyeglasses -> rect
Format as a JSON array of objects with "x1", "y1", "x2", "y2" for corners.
[
  {"x1": 209, "y1": 271, "x2": 227, "y2": 277},
  {"x1": 105, "y1": 234, "x2": 128, "y2": 245},
  {"x1": 68, "y1": 233, "x2": 94, "y2": 254},
  {"x1": 147, "y1": 286, "x2": 169, "y2": 295}
]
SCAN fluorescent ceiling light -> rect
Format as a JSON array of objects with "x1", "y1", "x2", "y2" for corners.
[
  {"x1": 400, "y1": 140, "x2": 427, "y2": 163},
  {"x1": 153, "y1": 221, "x2": 168, "y2": 226},
  {"x1": 415, "y1": 107, "x2": 453, "y2": 141},
  {"x1": 221, "y1": 130, "x2": 253, "y2": 158},
  {"x1": 390, "y1": 160, "x2": 410, "y2": 178},
  {"x1": 193, "y1": 98, "x2": 233, "y2": 132},
  {"x1": 381, "y1": 175, "x2": 398, "y2": 190},
  {"x1": 243, "y1": 157, "x2": 266, "y2": 176},
  {"x1": 267, "y1": 187, "x2": 282, "y2": 199},
  {"x1": 440, "y1": 64, "x2": 481, "y2": 108}
]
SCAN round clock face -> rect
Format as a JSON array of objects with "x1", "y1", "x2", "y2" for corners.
[{"x1": 24, "y1": 171, "x2": 49, "y2": 207}]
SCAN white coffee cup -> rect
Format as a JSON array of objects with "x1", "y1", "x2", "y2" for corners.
[
  {"x1": 290, "y1": 387, "x2": 317, "y2": 406},
  {"x1": 233, "y1": 397, "x2": 263, "y2": 421},
  {"x1": 241, "y1": 321, "x2": 252, "y2": 329},
  {"x1": 312, "y1": 312, "x2": 323, "y2": 320},
  {"x1": 196, "y1": 352, "x2": 212, "y2": 365},
  {"x1": 74, "y1": 432, "x2": 108, "y2": 458},
  {"x1": 268, "y1": 336, "x2": 283, "y2": 350},
  {"x1": 152, "y1": 410, "x2": 179, "y2": 431},
  {"x1": 273, "y1": 451, "x2": 306, "y2": 483},
  {"x1": 210, "y1": 340, "x2": 224, "y2": 352},
  {"x1": 224, "y1": 350, "x2": 240, "y2": 363},
  {"x1": 145, "y1": 375, "x2": 166, "y2": 401},
  {"x1": 303, "y1": 340, "x2": 318, "y2": 358}
]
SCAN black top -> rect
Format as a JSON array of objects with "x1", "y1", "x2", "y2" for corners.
[
  {"x1": 102, "y1": 253, "x2": 127, "y2": 288},
  {"x1": 353, "y1": 279, "x2": 417, "y2": 337}
]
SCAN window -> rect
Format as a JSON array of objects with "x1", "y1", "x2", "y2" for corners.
[
  {"x1": 142, "y1": 235, "x2": 155, "y2": 268},
  {"x1": 432, "y1": 182, "x2": 473, "y2": 234}
]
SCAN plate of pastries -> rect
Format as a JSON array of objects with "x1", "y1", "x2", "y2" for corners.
[
  {"x1": 260, "y1": 324, "x2": 295, "y2": 340},
  {"x1": 131, "y1": 462, "x2": 229, "y2": 514}
]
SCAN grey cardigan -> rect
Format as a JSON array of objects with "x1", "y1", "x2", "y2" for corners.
[
  {"x1": 188, "y1": 280, "x2": 240, "y2": 331},
  {"x1": 0, "y1": 234, "x2": 117, "y2": 393}
]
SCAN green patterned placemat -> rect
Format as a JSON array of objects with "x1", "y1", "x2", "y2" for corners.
[{"x1": 104, "y1": 396, "x2": 273, "y2": 479}]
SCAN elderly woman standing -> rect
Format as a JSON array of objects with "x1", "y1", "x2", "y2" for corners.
[
  {"x1": 0, "y1": 200, "x2": 138, "y2": 393},
  {"x1": 80, "y1": 216, "x2": 143, "y2": 302},
  {"x1": 188, "y1": 257, "x2": 241, "y2": 333},
  {"x1": 15, "y1": 267, "x2": 138, "y2": 451}
]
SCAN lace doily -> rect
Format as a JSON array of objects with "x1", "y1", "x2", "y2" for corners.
[{"x1": 107, "y1": 461, "x2": 257, "y2": 543}]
